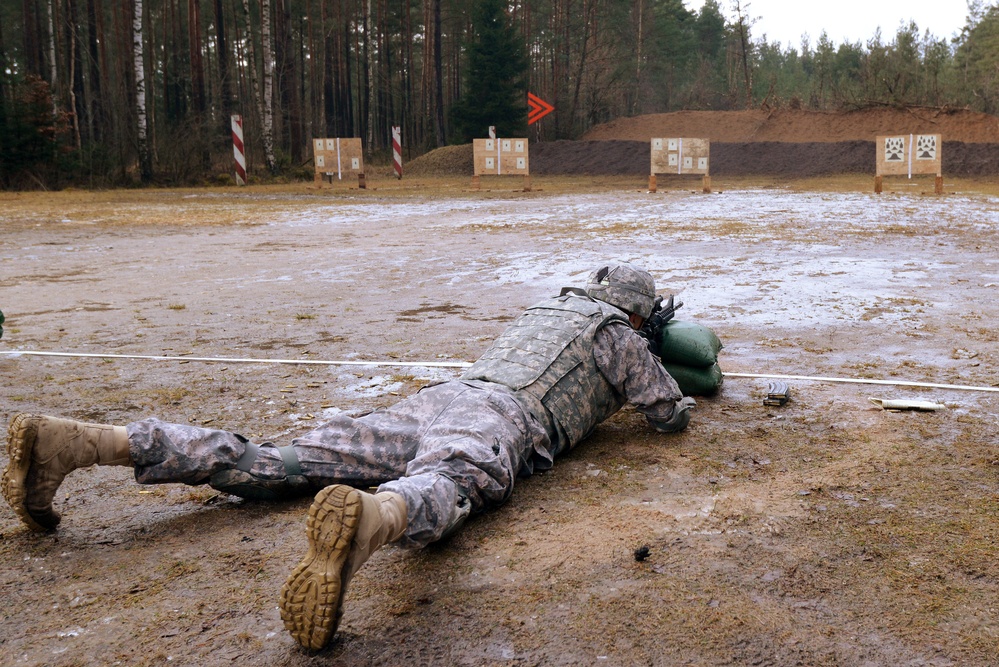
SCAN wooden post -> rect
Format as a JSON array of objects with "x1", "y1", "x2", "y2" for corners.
[
  {"x1": 935, "y1": 175, "x2": 943, "y2": 194},
  {"x1": 523, "y1": 175, "x2": 532, "y2": 192},
  {"x1": 472, "y1": 175, "x2": 481, "y2": 190},
  {"x1": 874, "y1": 176, "x2": 883, "y2": 194},
  {"x1": 648, "y1": 174, "x2": 657, "y2": 193},
  {"x1": 702, "y1": 175, "x2": 712, "y2": 194}
]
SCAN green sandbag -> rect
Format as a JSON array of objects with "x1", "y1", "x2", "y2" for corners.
[
  {"x1": 662, "y1": 362, "x2": 724, "y2": 396},
  {"x1": 657, "y1": 320, "x2": 722, "y2": 368}
]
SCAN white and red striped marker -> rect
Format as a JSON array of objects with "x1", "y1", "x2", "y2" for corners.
[
  {"x1": 231, "y1": 115, "x2": 246, "y2": 185},
  {"x1": 392, "y1": 126, "x2": 402, "y2": 179}
]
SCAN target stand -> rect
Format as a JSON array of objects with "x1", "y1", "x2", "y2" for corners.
[
  {"x1": 472, "y1": 138, "x2": 531, "y2": 191},
  {"x1": 649, "y1": 138, "x2": 711, "y2": 193},
  {"x1": 313, "y1": 138, "x2": 366, "y2": 189},
  {"x1": 875, "y1": 134, "x2": 943, "y2": 194}
]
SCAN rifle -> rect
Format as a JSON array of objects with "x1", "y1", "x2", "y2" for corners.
[{"x1": 639, "y1": 294, "x2": 682, "y2": 357}]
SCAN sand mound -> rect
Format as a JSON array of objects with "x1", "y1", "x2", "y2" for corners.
[
  {"x1": 582, "y1": 107, "x2": 999, "y2": 143},
  {"x1": 408, "y1": 107, "x2": 999, "y2": 177},
  {"x1": 405, "y1": 145, "x2": 473, "y2": 176}
]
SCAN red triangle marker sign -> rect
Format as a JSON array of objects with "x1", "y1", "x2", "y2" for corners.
[{"x1": 528, "y1": 92, "x2": 554, "y2": 125}]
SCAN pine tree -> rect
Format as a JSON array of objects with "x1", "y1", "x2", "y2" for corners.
[{"x1": 452, "y1": 0, "x2": 528, "y2": 142}]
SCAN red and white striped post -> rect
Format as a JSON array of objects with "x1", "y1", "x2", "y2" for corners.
[
  {"x1": 391, "y1": 126, "x2": 402, "y2": 179},
  {"x1": 231, "y1": 114, "x2": 246, "y2": 185}
]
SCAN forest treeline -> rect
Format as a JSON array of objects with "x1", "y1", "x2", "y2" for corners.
[{"x1": 3, "y1": 0, "x2": 999, "y2": 188}]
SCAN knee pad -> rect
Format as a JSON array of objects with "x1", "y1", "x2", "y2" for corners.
[{"x1": 209, "y1": 443, "x2": 312, "y2": 500}]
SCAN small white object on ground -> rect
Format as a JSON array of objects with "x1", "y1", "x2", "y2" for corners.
[{"x1": 868, "y1": 397, "x2": 946, "y2": 411}]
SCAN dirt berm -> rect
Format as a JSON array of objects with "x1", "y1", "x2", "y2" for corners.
[{"x1": 407, "y1": 107, "x2": 999, "y2": 177}]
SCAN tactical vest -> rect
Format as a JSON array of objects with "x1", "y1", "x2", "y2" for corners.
[{"x1": 461, "y1": 294, "x2": 629, "y2": 454}]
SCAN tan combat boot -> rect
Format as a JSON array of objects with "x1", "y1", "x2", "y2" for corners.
[
  {"x1": 2, "y1": 413, "x2": 131, "y2": 531},
  {"x1": 279, "y1": 484, "x2": 407, "y2": 650}
]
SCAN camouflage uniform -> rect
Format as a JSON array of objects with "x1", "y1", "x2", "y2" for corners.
[{"x1": 126, "y1": 292, "x2": 686, "y2": 548}]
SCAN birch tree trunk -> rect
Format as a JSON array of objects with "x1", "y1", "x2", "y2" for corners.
[
  {"x1": 260, "y1": 0, "x2": 277, "y2": 173},
  {"x1": 133, "y1": 0, "x2": 152, "y2": 180},
  {"x1": 47, "y1": 0, "x2": 58, "y2": 113},
  {"x1": 240, "y1": 0, "x2": 264, "y2": 174},
  {"x1": 67, "y1": 0, "x2": 81, "y2": 149}
]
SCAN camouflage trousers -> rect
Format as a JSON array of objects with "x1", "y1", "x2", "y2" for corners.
[{"x1": 126, "y1": 380, "x2": 551, "y2": 548}]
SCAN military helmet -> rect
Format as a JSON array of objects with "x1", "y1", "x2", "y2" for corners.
[{"x1": 584, "y1": 263, "x2": 657, "y2": 319}]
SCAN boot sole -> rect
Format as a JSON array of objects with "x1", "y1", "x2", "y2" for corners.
[
  {"x1": 279, "y1": 484, "x2": 361, "y2": 650},
  {"x1": 1, "y1": 414, "x2": 48, "y2": 532}
]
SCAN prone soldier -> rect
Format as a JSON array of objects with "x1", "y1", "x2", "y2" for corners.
[{"x1": 2, "y1": 262, "x2": 695, "y2": 650}]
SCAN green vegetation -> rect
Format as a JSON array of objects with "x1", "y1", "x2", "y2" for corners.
[{"x1": 452, "y1": 0, "x2": 529, "y2": 141}]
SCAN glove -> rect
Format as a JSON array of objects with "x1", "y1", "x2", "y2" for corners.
[{"x1": 649, "y1": 396, "x2": 696, "y2": 433}]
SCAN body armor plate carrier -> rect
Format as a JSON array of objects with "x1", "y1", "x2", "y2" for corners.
[{"x1": 461, "y1": 294, "x2": 628, "y2": 454}]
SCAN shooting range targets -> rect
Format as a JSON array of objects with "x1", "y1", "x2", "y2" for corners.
[
  {"x1": 473, "y1": 138, "x2": 530, "y2": 176},
  {"x1": 916, "y1": 135, "x2": 937, "y2": 160},
  {"x1": 875, "y1": 134, "x2": 943, "y2": 192},
  {"x1": 649, "y1": 137, "x2": 711, "y2": 193},
  {"x1": 312, "y1": 137, "x2": 365, "y2": 184},
  {"x1": 884, "y1": 137, "x2": 905, "y2": 162}
]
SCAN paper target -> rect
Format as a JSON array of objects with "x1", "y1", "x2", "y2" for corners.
[
  {"x1": 884, "y1": 137, "x2": 905, "y2": 162},
  {"x1": 916, "y1": 135, "x2": 937, "y2": 160}
]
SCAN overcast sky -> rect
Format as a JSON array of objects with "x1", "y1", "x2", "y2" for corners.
[{"x1": 683, "y1": 0, "x2": 972, "y2": 48}]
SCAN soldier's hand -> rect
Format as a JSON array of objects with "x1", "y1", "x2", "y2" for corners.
[{"x1": 649, "y1": 396, "x2": 695, "y2": 433}]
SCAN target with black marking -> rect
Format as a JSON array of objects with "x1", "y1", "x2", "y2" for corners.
[
  {"x1": 884, "y1": 137, "x2": 905, "y2": 162},
  {"x1": 876, "y1": 134, "x2": 941, "y2": 177},
  {"x1": 916, "y1": 135, "x2": 937, "y2": 160}
]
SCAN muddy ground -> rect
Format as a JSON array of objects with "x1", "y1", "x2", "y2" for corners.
[{"x1": 1, "y1": 176, "x2": 998, "y2": 666}]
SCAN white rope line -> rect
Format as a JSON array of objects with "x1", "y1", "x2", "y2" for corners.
[
  {"x1": 722, "y1": 372, "x2": 999, "y2": 393},
  {"x1": 0, "y1": 350, "x2": 472, "y2": 369},
  {"x1": 2, "y1": 350, "x2": 997, "y2": 393}
]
